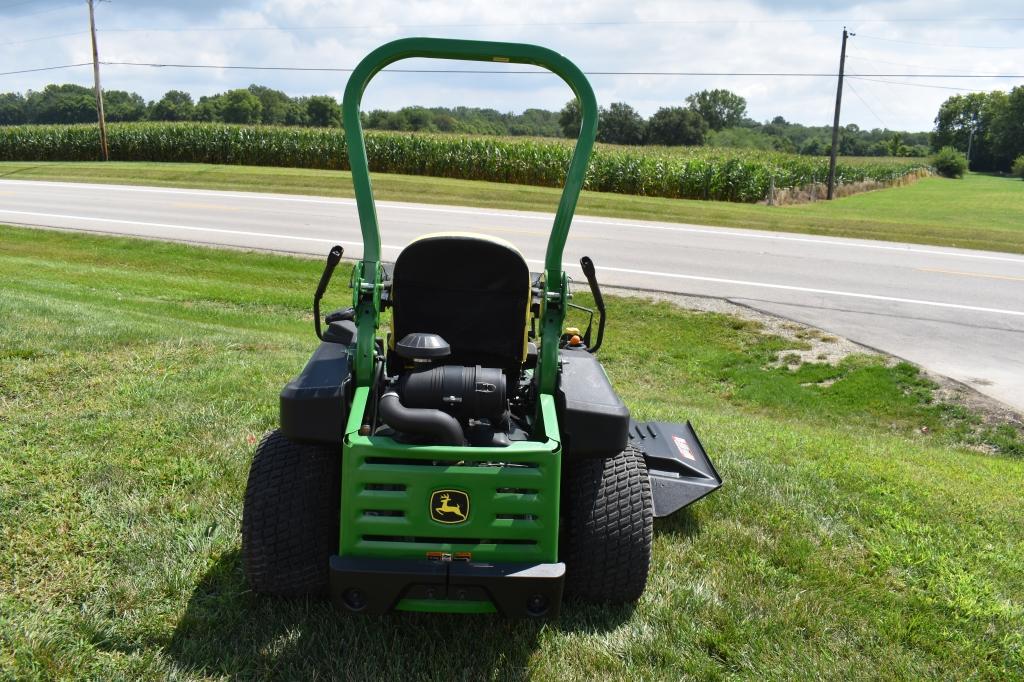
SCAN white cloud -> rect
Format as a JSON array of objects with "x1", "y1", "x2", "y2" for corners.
[{"x1": 1, "y1": 0, "x2": 1022, "y2": 130}]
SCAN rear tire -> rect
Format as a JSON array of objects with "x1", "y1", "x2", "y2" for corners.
[
  {"x1": 562, "y1": 445, "x2": 654, "y2": 603},
  {"x1": 241, "y1": 429, "x2": 340, "y2": 598}
]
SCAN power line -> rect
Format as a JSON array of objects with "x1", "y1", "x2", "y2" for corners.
[
  {"x1": 857, "y1": 33, "x2": 1024, "y2": 50},
  {"x1": 90, "y1": 16, "x2": 1024, "y2": 33},
  {"x1": 847, "y1": 76, "x2": 975, "y2": 92},
  {"x1": 95, "y1": 61, "x2": 1024, "y2": 78},
  {"x1": 0, "y1": 30, "x2": 89, "y2": 47},
  {"x1": 844, "y1": 79, "x2": 886, "y2": 128},
  {"x1": 2, "y1": 60, "x2": 1020, "y2": 82},
  {"x1": 845, "y1": 75, "x2": 899, "y2": 124},
  {"x1": 0, "y1": 62, "x2": 91, "y2": 76},
  {"x1": 846, "y1": 54, "x2": 993, "y2": 77}
]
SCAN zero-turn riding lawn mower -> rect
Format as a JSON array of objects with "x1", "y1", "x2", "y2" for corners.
[{"x1": 241, "y1": 38, "x2": 721, "y2": 618}]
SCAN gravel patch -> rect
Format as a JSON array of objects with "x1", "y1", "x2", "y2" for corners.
[
  {"x1": 596, "y1": 285, "x2": 876, "y2": 367},
  {"x1": 592, "y1": 284, "x2": 1023, "y2": 426}
]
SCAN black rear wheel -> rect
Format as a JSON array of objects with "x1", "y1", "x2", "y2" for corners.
[
  {"x1": 241, "y1": 429, "x2": 340, "y2": 598},
  {"x1": 562, "y1": 445, "x2": 654, "y2": 603}
]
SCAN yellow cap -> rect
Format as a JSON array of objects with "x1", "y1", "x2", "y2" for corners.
[{"x1": 564, "y1": 326, "x2": 581, "y2": 336}]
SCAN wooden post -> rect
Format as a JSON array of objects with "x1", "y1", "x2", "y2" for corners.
[
  {"x1": 826, "y1": 28, "x2": 850, "y2": 200},
  {"x1": 88, "y1": 0, "x2": 109, "y2": 161}
]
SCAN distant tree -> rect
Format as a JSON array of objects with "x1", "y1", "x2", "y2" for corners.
[
  {"x1": 433, "y1": 113, "x2": 457, "y2": 132},
  {"x1": 685, "y1": 89, "x2": 747, "y2": 131},
  {"x1": 403, "y1": 106, "x2": 432, "y2": 131},
  {"x1": 932, "y1": 92, "x2": 988, "y2": 153},
  {"x1": 885, "y1": 133, "x2": 913, "y2": 157},
  {"x1": 284, "y1": 97, "x2": 310, "y2": 126},
  {"x1": 247, "y1": 84, "x2": 291, "y2": 125},
  {"x1": 558, "y1": 99, "x2": 581, "y2": 138},
  {"x1": 990, "y1": 86, "x2": 1024, "y2": 171},
  {"x1": 645, "y1": 106, "x2": 707, "y2": 146},
  {"x1": 508, "y1": 108, "x2": 561, "y2": 137},
  {"x1": 706, "y1": 127, "x2": 781, "y2": 151},
  {"x1": 194, "y1": 95, "x2": 223, "y2": 122},
  {"x1": 597, "y1": 102, "x2": 645, "y2": 145},
  {"x1": 306, "y1": 96, "x2": 342, "y2": 127},
  {"x1": 0, "y1": 92, "x2": 27, "y2": 124},
  {"x1": 931, "y1": 89, "x2": 1024, "y2": 171},
  {"x1": 220, "y1": 89, "x2": 262, "y2": 124},
  {"x1": 150, "y1": 90, "x2": 194, "y2": 121},
  {"x1": 799, "y1": 138, "x2": 828, "y2": 155},
  {"x1": 24, "y1": 84, "x2": 95, "y2": 124},
  {"x1": 103, "y1": 90, "x2": 147, "y2": 122},
  {"x1": 364, "y1": 109, "x2": 393, "y2": 129}
]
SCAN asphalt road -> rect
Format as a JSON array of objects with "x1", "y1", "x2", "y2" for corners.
[{"x1": 3, "y1": 178, "x2": 1023, "y2": 412}]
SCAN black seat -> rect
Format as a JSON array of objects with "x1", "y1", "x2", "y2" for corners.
[{"x1": 390, "y1": 234, "x2": 530, "y2": 372}]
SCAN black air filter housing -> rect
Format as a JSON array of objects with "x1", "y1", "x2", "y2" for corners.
[{"x1": 396, "y1": 365, "x2": 506, "y2": 422}]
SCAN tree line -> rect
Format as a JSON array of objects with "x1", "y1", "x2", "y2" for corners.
[
  {"x1": 932, "y1": 86, "x2": 1024, "y2": 173},
  {"x1": 0, "y1": 84, "x2": 344, "y2": 128},
  {"x1": 0, "y1": 83, "x2": 932, "y2": 157},
  {"x1": 556, "y1": 89, "x2": 929, "y2": 155}
]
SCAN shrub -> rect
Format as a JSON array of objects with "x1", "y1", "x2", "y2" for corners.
[
  {"x1": 1011, "y1": 154, "x2": 1024, "y2": 180},
  {"x1": 932, "y1": 146, "x2": 968, "y2": 178}
]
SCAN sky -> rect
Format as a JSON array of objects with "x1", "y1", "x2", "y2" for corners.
[{"x1": 2, "y1": 0, "x2": 1022, "y2": 132}]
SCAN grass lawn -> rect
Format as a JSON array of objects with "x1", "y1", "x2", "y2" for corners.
[
  {"x1": 1, "y1": 161, "x2": 1023, "y2": 255},
  {"x1": 1, "y1": 225, "x2": 1022, "y2": 680}
]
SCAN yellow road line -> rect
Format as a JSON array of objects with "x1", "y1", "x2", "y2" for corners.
[{"x1": 916, "y1": 266, "x2": 1024, "y2": 283}]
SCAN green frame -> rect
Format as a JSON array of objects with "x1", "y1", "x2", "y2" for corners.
[
  {"x1": 341, "y1": 37, "x2": 599, "y2": 394},
  {"x1": 338, "y1": 39, "x2": 597, "y2": 612}
]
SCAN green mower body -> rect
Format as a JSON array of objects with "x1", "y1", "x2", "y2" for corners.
[{"x1": 241, "y1": 38, "x2": 721, "y2": 618}]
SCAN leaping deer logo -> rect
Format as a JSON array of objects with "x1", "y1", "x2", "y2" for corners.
[{"x1": 431, "y1": 490, "x2": 469, "y2": 524}]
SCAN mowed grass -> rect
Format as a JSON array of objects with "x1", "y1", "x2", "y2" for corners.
[
  {"x1": 1, "y1": 226, "x2": 1022, "y2": 680},
  {"x1": 1, "y1": 161, "x2": 1023, "y2": 255}
]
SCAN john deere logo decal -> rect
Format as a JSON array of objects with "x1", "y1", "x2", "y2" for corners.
[{"x1": 430, "y1": 489, "x2": 469, "y2": 524}]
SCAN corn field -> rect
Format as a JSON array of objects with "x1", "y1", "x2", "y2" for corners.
[{"x1": 0, "y1": 122, "x2": 931, "y2": 203}]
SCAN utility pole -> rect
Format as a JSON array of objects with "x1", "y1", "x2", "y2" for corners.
[
  {"x1": 826, "y1": 27, "x2": 852, "y2": 200},
  {"x1": 87, "y1": 0, "x2": 109, "y2": 161}
]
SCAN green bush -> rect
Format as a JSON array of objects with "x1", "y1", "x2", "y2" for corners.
[
  {"x1": 932, "y1": 146, "x2": 968, "y2": 178},
  {"x1": 1011, "y1": 154, "x2": 1024, "y2": 179},
  {"x1": 0, "y1": 122, "x2": 931, "y2": 203}
]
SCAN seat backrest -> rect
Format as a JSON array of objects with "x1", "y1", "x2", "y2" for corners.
[{"x1": 391, "y1": 234, "x2": 530, "y2": 371}]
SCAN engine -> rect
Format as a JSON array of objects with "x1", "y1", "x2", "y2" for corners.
[{"x1": 377, "y1": 333, "x2": 527, "y2": 447}]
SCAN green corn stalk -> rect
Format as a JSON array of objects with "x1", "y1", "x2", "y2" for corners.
[{"x1": 0, "y1": 122, "x2": 931, "y2": 204}]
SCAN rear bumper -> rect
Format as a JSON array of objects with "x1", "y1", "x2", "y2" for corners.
[{"x1": 329, "y1": 555, "x2": 565, "y2": 617}]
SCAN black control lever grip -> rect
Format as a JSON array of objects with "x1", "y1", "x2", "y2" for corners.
[
  {"x1": 314, "y1": 245, "x2": 344, "y2": 340},
  {"x1": 579, "y1": 256, "x2": 606, "y2": 353}
]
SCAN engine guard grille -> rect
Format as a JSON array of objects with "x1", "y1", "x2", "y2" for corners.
[{"x1": 340, "y1": 434, "x2": 561, "y2": 564}]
